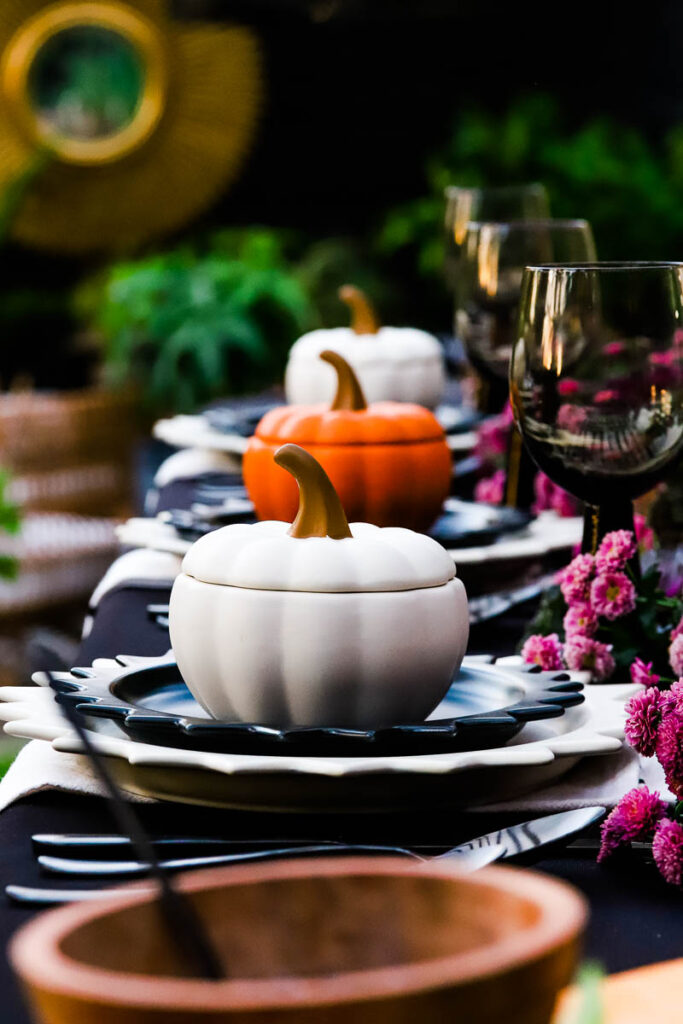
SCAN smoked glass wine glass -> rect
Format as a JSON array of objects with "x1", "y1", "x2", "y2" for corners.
[
  {"x1": 443, "y1": 184, "x2": 550, "y2": 291},
  {"x1": 457, "y1": 219, "x2": 596, "y2": 413},
  {"x1": 511, "y1": 262, "x2": 683, "y2": 553}
]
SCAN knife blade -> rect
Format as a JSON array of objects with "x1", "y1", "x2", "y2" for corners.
[{"x1": 443, "y1": 806, "x2": 605, "y2": 859}]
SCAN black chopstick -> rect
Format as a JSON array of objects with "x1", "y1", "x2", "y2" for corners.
[{"x1": 44, "y1": 674, "x2": 224, "y2": 980}]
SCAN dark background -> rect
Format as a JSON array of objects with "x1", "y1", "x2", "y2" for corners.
[{"x1": 3, "y1": 0, "x2": 682, "y2": 386}]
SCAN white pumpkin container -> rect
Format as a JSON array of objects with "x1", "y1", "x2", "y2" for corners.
[
  {"x1": 284, "y1": 286, "x2": 446, "y2": 409},
  {"x1": 170, "y1": 444, "x2": 468, "y2": 729}
]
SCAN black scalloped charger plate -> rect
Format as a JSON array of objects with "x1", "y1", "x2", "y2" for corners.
[{"x1": 48, "y1": 656, "x2": 584, "y2": 758}]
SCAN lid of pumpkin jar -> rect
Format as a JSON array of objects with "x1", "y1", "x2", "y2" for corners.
[
  {"x1": 257, "y1": 349, "x2": 446, "y2": 444},
  {"x1": 181, "y1": 444, "x2": 456, "y2": 593}
]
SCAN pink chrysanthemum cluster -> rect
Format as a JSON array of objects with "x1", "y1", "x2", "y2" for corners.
[
  {"x1": 473, "y1": 403, "x2": 577, "y2": 516},
  {"x1": 474, "y1": 469, "x2": 505, "y2": 505},
  {"x1": 597, "y1": 782, "x2": 683, "y2": 889},
  {"x1": 532, "y1": 472, "x2": 580, "y2": 518},
  {"x1": 522, "y1": 531, "x2": 643, "y2": 681},
  {"x1": 606, "y1": 682, "x2": 683, "y2": 885},
  {"x1": 474, "y1": 404, "x2": 514, "y2": 467}
]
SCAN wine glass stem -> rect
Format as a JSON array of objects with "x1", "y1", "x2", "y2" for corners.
[
  {"x1": 503, "y1": 426, "x2": 536, "y2": 509},
  {"x1": 582, "y1": 502, "x2": 640, "y2": 574}
]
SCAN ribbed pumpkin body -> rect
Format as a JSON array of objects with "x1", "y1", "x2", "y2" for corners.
[{"x1": 244, "y1": 402, "x2": 451, "y2": 530}]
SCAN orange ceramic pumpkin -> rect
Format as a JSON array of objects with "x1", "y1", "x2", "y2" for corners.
[{"x1": 244, "y1": 350, "x2": 451, "y2": 530}]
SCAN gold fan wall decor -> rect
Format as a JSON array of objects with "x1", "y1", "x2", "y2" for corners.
[{"x1": 0, "y1": 0, "x2": 263, "y2": 253}]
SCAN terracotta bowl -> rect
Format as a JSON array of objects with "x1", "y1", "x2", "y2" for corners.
[{"x1": 10, "y1": 857, "x2": 586, "y2": 1024}]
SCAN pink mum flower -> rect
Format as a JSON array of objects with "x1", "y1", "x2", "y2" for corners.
[
  {"x1": 655, "y1": 712, "x2": 683, "y2": 798},
  {"x1": 624, "y1": 687, "x2": 667, "y2": 756},
  {"x1": 531, "y1": 472, "x2": 554, "y2": 513},
  {"x1": 590, "y1": 571, "x2": 636, "y2": 621},
  {"x1": 629, "y1": 658, "x2": 660, "y2": 688},
  {"x1": 670, "y1": 634, "x2": 683, "y2": 678},
  {"x1": 595, "y1": 389, "x2": 619, "y2": 403},
  {"x1": 558, "y1": 379, "x2": 581, "y2": 396},
  {"x1": 563, "y1": 602, "x2": 598, "y2": 638},
  {"x1": 669, "y1": 679, "x2": 683, "y2": 708},
  {"x1": 604, "y1": 340, "x2": 626, "y2": 357},
  {"x1": 596, "y1": 530, "x2": 638, "y2": 572},
  {"x1": 520, "y1": 633, "x2": 564, "y2": 671},
  {"x1": 652, "y1": 818, "x2": 683, "y2": 886},
  {"x1": 671, "y1": 617, "x2": 683, "y2": 643},
  {"x1": 633, "y1": 513, "x2": 655, "y2": 553},
  {"x1": 563, "y1": 635, "x2": 615, "y2": 681},
  {"x1": 556, "y1": 404, "x2": 587, "y2": 433},
  {"x1": 649, "y1": 350, "x2": 676, "y2": 368},
  {"x1": 597, "y1": 785, "x2": 668, "y2": 862},
  {"x1": 557, "y1": 553, "x2": 596, "y2": 605},
  {"x1": 551, "y1": 487, "x2": 580, "y2": 518},
  {"x1": 475, "y1": 404, "x2": 514, "y2": 467},
  {"x1": 474, "y1": 470, "x2": 505, "y2": 505}
]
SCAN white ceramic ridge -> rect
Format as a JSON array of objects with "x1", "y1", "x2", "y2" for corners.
[
  {"x1": 285, "y1": 326, "x2": 446, "y2": 408},
  {"x1": 180, "y1": 521, "x2": 456, "y2": 592}
]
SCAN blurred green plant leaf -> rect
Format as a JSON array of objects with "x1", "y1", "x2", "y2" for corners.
[
  {"x1": 558, "y1": 963, "x2": 605, "y2": 1024},
  {"x1": 0, "y1": 470, "x2": 19, "y2": 581},
  {"x1": 80, "y1": 229, "x2": 316, "y2": 412}
]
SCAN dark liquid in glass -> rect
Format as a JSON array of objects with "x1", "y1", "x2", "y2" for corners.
[
  {"x1": 460, "y1": 296, "x2": 517, "y2": 414},
  {"x1": 519, "y1": 392, "x2": 683, "y2": 505}
]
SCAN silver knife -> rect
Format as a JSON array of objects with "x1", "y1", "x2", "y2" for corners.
[{"x1": 445, "y1": 806, "x2": 605, "y2": 858}]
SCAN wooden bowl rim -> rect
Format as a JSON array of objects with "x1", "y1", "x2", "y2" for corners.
[{"x1": 10, "y1": 857, "x2": 586, "y2": 1012}]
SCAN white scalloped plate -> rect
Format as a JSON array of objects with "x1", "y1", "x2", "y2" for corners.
[
  {"x1": 154, "y1": 415, "x2": 249, "y2": 455},
  {"x1": 0, "y1": 660, "x2": 634, "y2": 813}
]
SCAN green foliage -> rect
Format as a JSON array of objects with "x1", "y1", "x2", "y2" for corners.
[
  {"x1": 524, "y1": 583, "x2": 566, "y2": 641},
  {"x1": 0, "y1": 748, "x2": 17, "y2": 779},
  {"x1": 0, "y1": 152, "x2": 51, "y2": 245},
  {"x1": 381, "y1": 94, "x2": 683, "y2": 276},
  {"x1": 295, "y1": 237, "x2": 399, "y2": 329},
  {"x1": 0, "y1": 469, "x2": 19, "y2": 582},
  {"x1": 84, "y1": 230, "x2": 315, "y2": 413}
]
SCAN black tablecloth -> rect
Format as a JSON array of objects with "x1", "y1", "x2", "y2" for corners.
[{"x1": 2, "y1": 564, "x2": 683, "y2": 1020}]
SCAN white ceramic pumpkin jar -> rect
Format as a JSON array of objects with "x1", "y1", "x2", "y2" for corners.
[
  {"x1": 284, "y1": 285, "x2": 446, "y2": 408},
  {"x1": 169, "y1": 444, "x2": 468, "y2": 729}
]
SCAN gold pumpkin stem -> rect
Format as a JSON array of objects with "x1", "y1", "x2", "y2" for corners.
[
  {"x1": 320, "y1": 349, "x2": 367, "y2": 412},
  {"x1": 338, "y1": 284, "x2": 380, "y2": 335},
  {"x1": 274, "y1": 444, "x2": 352, "y2": 540}
]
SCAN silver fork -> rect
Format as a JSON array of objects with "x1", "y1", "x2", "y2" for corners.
[{"x1": 7, "y1": 844, "x2": 503, "y2": 906}]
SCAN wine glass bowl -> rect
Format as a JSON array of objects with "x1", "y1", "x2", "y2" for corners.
[
  {"x1": 511, "y1": 262, "x2": 683, "y2": 545},
  {"x1": 443, "y1": 183, "x2": 550, "y2": 289},
  {"x1": 457, "y1": 220, "x2": 596, "y2": 388}
]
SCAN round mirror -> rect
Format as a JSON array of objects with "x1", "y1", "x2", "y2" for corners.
[
  {"x1": 28, "y1": 25, "x2": 145, "y2": 141},
  {"x1": 2, "y1": 2, "x2": 166, "y2": 165}
]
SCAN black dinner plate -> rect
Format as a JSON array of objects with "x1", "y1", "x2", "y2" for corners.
[
  {"x1": 49, "y1": 656, "x2": 583, "y2": 758},
  {"x1": 159, "y1": 496, "x2": 531, "y2": 550},
  {"x1": 204, "y1": 398, "x2": 481, "y2": 439},
  {"x1": 428, "y1": 499, "x2": 531, "y2": 549}
]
